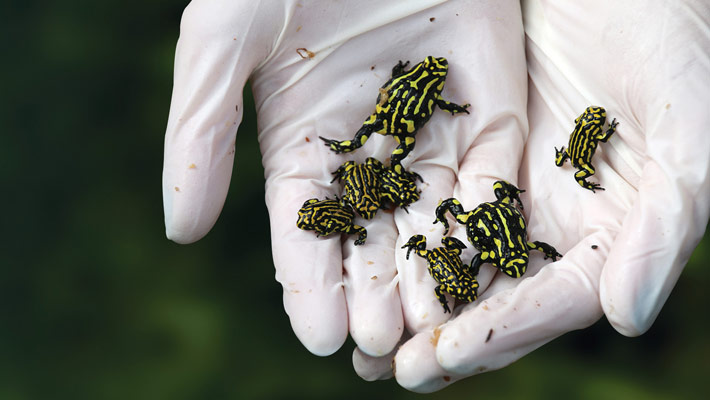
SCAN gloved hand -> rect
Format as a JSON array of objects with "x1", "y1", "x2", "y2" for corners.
[
  {"x1": 354, "y1": 0, "x2": 710, "y2": 392},
  {"x1": 162, "y1": 0, "x2": 529, "y2": 357}
]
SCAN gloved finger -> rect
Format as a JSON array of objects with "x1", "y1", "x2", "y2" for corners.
[
  {"x1": 268, "y1": 173, "x2": 349, "y2": 356},
  {"x1": 163, "y1": 0, "x2": 281, "y2": 243},
  {"x1": 394, "y1": 233, "x2": 609, "y2": 393},
  {"x1": 352, "y1": 337, "x2": 405, "y2": 381},
  {"x1": 600, "y1": 27, "x2": 710, "y2": 335},
  {"x1": 342, "y1": 210, "x2": 404, "y2": 357}
]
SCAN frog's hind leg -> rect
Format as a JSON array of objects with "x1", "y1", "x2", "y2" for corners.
[
  {"x1": 435, "y1": 94, "x2": 470, "y2": 114},
  {"x1": 389, "y1": 135, "x2": 416, "y2": 175},
  {"x1": 528, "y1": 241, "x2": 562, "y2": 261},
  {"x1": 402, "y1": 234, "x2": 427, "y2": 259},
  {"x1": 433, "y1": 198, "x2": 469, "y2": 234},
  {"x1": 574, "y1": 163, "x2": 604, "y2": 192},
  {"x1": 347, "y1": 224, "x2": 368, "y2": 246},
  {"x1": 319, "y1": 115, "x2": 383, "y2": 154},
  {"x1": 434, "y1": 284, "x2": 452, "y2": 313}
]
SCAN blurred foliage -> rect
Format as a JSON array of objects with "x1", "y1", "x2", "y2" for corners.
[{"x1": 1, "y1": 1, "x2": 708, "y2": 399}]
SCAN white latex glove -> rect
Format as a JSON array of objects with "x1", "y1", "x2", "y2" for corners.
[
  {"x1": 162, "y1": 0, "x2": 528, "y2": 357},
  {"x1": 354, "y1": 0, "x2": 710, "y2": 392}
]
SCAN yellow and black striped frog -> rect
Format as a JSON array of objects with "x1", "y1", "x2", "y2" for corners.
[
  {"x1": 320, "y1": 56, "x2": 470, "y2": 176},
  {"x1": 434, "y1": 181, "x2": 562, "y2": 279},
  {"x1": 402, "y1": 234, "x2": 479, "y2": 313},
  {"x1": 555, "y1": 106, "x2": 619, "y2": 192},
  {"x1": 297, "y1": 197, "x2": 367, "y2": 245}
]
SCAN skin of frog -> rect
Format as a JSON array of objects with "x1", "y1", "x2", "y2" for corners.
[
  {"x1": 330, "y1": 158, "x2": 383, "y2": 219},
  {"x1": 378, "y1": 166, "x2": 421, "y2": 212},
  {"x1": 433, "y1": 181, "x2": 562, "y2": 278},
  {"x1": 555, "y1": 106, "x2": 619, "y2": 192},
  {"x1": 296, "y1": 197, "x2": 367, "y2": 245},
  {"x1": 319, "y1": 56, "x2": 470, "y2": 175},
  {"x1": 402, "y1": 234, "x2": 479, "y2": 313}
]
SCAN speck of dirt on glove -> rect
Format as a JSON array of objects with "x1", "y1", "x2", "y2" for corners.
[
  {"x1": 591, "y1": 245, "x2": 599, "y2": 249},
  {"x1": 370, "y1": 275, "x2": 377, "y2": 280},
  {"x1": 188, "y1": 163, "x2": 196, "y2": 169},
  {"x1": 485, "y1": 329, "x2": 493, "y2": 343},
  {"x1": 431, "y1": 326, "x2": 442, "y2": 346},
  {"x1": 370, "y1": 65, "x2": 375, "y2": 70},
  {"x1": 443, "y1": 376, "x2": 451, "y2": 382},
  {"x1": 367, "y1": 261, "x2": 374, "y2": 265},
  {"x1": 665, "y1": 103, "x2": 671, "y2": 110},
  {"x1": 296, "y1": 25, "x2": 302, "y2": 32},
  {"x1": 297, "y1": 47, "x2": 315, "y2": 59},
  {"x1": 305, "y1": 137, "x2": 311, "y2": 142},
  {"x1": 174, "y1": 186, "x2": 180, "y2": 192},
  {"x1": 235, "y1": 105, "x2": 239, "y2": 112},
  {"x1": 429, "y1": 17, "x2": 436, "y2": 22}
]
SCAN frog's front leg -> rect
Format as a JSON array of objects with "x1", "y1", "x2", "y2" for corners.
[
  {"x1": 575, "y1": 162, "x2": 604, "y2": 192},
  {"x1": 390, "y1": 60, "x2": 410, "y2": 79},
  {"x1": 527, "y1": 241, "x2": 562, "y2": 261},
  {"x1": 319, "y1": 114, "x2": 383, "y2": 154},
  {"x1": 555, "y1": 146, "x2": 570, "y2": 166},
  {"x1": 346, "y1": 224, "x2": 368, "y2": 246},
  {"x1": 441, "y1": 236, "x2": 466, "y2": 254},
  {"x1": 434, "y1": 284, "x2": 452, "y2": 313},
  {"x1": 389, "y1": 134, "x2": 416, "y2": 175},
  {"x1": 433, "y1": 198, "x2": 469, "y2": 234},
  {"x1": 596, "y1": 118, "x2": 618, "y2": 142},
  {"x1": 435, "y1": 93, "x2": 470, "y2": 115}
]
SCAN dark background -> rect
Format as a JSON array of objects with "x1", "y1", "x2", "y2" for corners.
[{"x1": 2, "y1": 1, "x2": 708, "y2": 399}]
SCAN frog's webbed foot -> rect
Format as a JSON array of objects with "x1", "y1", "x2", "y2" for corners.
[{"x1": 528, "y1": 241, "x2": 562, "y2": 261}]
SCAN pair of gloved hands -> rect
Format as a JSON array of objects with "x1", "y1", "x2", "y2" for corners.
[{"x1": 162, "y1": 0, "x2": 710, "y2": 393}]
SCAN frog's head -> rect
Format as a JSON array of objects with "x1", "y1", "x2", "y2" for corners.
[
  {"x1": 296, "y1": 198, "x2": 319, "y2": 226},
  {"x1": 423, "y1": 56, "x2": 449, "y2": 76},
  {"x1": 578, "y1": 106, "x2": 607, "y2": 126},
  {"x1": 493, "y1": 180, "x2": 525, "y2": 209}
]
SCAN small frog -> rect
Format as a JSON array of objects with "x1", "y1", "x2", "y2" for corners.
[
  {"x1": 434, "y1": 181, "x2": 562, "y2": 279},
  {"x1": 320, "y1": 56, "x2": 470, "y2": 175},
  {"x1": 297, "y1": 197, "x2": 367, "y2": 245},
  {"x1": 379, "y1": 166, "x2": 421, "y2": 212},
  {"x1": 555, "y1": 106, "x2": 619, "y2": 192},
  {"x1": 402, "y1": 234, "x2": 479, "y2": 313},
  {"x1": 331, "y1": 157, "x2": 383, "y2": 219}
]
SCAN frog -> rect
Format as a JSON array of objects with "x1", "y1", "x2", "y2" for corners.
[
  {"x1": 378, "y1": 166, "x2": 421, "y2": 212},
  {"x1": 402, "y1": 234, "x2": 479, "y2": 313},
  {"x1": 434, "y1": 180, "x2": 562, "y2": 279},
  {"x1": 319, "y1": 56, "x2": 470, "y2": 176},
  {"x1": 297, "y1": 197, "x2": 367, "y2": 245},
  {"x1": 555, "y1": 106, "x2": 619, "y2": 192},
  {"x1": 330, "y1": 157, "x2": 383, "y2": 219}
]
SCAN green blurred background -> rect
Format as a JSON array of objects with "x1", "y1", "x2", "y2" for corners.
[{"x1": 2, "y1": 1, "x2": 708, "y2": 399}]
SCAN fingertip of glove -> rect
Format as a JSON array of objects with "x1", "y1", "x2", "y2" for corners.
[
  {"x1": 352, "y1": 347, "x2": 395, "y2": 381},
  {"x1": 393, "y1": 333, "x2": 454, "y2": 393}
]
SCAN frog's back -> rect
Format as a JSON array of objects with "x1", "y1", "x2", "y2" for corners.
[{"x1": 469, "y1": 201, "x2": 527, "y2": 253}]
